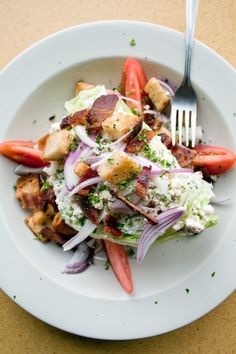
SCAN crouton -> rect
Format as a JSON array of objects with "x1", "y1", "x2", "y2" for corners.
[
  {"x1": 75, "y1": 82, "x2": 95, "y2": 95},
  {"x1": 25, "y1": 211, "x2": 49, "y2": 242},
  {"x1": 74, "y1": 162, "x2": 90, "y2": 177},
  {"x1": 144, "y1": 78, "x2": 170, "y2": 112},
  {"x1": 16, "y1": 174, "x2": 41, "y2": 209},
  {"x1": 52, "y1": 212, "x2": 77, "y2": 237},
  {"x1": 102, "y1": 111, "x2": 141, "y2": 141},
  {"x1": 43, "y1": 130, "x2": 72, "y2": 161},
  {"x1": 97, "y1": 151, "x2": 139, "y2": 184},
  {"x1": 37, "y1": 134, "x2": 49, "y2": 151}
]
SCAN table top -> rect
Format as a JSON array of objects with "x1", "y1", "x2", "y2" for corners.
[{"x1": 0, "y1": 0, "x2": 235, "y2": 353}]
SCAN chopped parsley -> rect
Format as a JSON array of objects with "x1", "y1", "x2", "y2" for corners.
[
  {"x1": 34, "y1": 234, "x2": 48, "y2": 243},
  {"x1": 127, "y1": 248, "x2": 136, "y2": 258},
  {"x1": 69, "y1": 137, "x2": 79, "y2": 151},
  {"x1": 98, "y1": 184, "x2": 107, "y2": 192},
  {"x1": 49, "y1": 114, "x2": 56, "y2": 121},
  {"x1": 40, "y1": 180, "x2": 50, "y2": 191},
  {"x1": 96, "y1": 135, "x2": 102, "y2": 144},
  {"x1": 141, "y1": 96, "x2": 149, "y2": 103},
  {"x1": 76, "y1": 216, "x2": 86, "y2": 227},
  {"x1": 33, "y1": 119, "x2": 37, "y2": 124},
  {"x1": 143, "y1": 144, "x2": 171, "y2": 168},
  {"x1": 185, "y1": 288, "x2": 190, "y2": 294},
  {"x1": 233, "y1": 112, "x2": 236, "y2": 118},
  {"x1": 108, "y1": 158, "x2": 115, "y2": 165},
  {"x1": 154, "y1": 301, "x2": 158, "y2": 304},
  {"x1": 211, "y1": 272, "x2": 216, "y2": 277},
  {"x1": 13, "y1": 185, "x2": 16, "y2": 191},
  {"x1": 13, "y1": 295, "x2": 16, "y2": 299},
  {"x1": 129, "y1": 38, "x2": 136, "y2": 47},
  {"x1": 131, "y1": 108, "x2": 139, "y2": 116},
  {"x1": 119, "y1": 179, "x2": 129, "y2": 190},
  {"x1": 78, "y1": 79, "x2": 84, "y2": 83},
  {"x1": 88, "y1": 193, "x2": 100, "y2": 206},
  {"x1": 104, "y1": 260, "x2": 110, "y2": 270},
  {"x1": 113, "y1": 123, "x2": 117, "y2": 129}
]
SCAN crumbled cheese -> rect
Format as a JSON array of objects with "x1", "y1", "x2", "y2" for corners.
[{"x1": 185, "y1": 215, "x2": 204, "y2": 233}]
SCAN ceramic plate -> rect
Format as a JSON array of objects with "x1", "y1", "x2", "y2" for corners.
[{"x1": 0, "y1": 21, "x2": 235, "y2": 340}]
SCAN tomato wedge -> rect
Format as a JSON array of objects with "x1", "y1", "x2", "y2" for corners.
[
  {"x1": 193, "y1": 144, "x2": 236, "y2": 175},
  {"x1": 121, "y1": 57, "x2": 148, "y2": 114},
  {"x1": 0, "y1": 141, "x2": 48, "y2": 167},
  {"x1": 103, "y1": 240, "x2": 133, "y2": 294}
]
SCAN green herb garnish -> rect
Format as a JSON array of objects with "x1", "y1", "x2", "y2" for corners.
[
  {"x1": 40, "y1": 181, "x2": 50, "y2": 191},
  {"x1": 211, "y1": 272, "x2": 216, "y2": 277},
  {"x1": 69, "y1": 137, "x2": 79, "y2": 151},
  {"x1": 105, "y1": 260, "x2": 110, "y2": 270},
  {"x1": 185, "y1": 288, "x2": 190, "y2": 294},
  {"x1": 108, "y1": 158, "x2": 115, "y2": 165}
]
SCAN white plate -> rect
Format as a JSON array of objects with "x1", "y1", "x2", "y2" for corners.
[{"x1": 0, "y1": 21, "x2": 235, "y2": 340}]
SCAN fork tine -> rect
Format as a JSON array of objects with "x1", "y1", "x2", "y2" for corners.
[
  {"x1": 185, "y1": 110, "x2": 190, "y2": 147},
  {"x1": 171, "y1": 108, "x2": 177, "y2": 146},
  {"x1": 191, "y1": 109, "x2": 197, "y2": 147},
  {"x1": 178, "y1": 110, "x2": 183, "y2": 145}
]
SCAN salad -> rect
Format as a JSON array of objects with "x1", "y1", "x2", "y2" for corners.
[{"x1": 1, "y1": 57, "x2": 235, "y2": 294}]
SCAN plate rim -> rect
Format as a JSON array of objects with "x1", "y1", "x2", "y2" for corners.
[{"x1": 0, "y1": 20, "x2": 235, "y2": 340}]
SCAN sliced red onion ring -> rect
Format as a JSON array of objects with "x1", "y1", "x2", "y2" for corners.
[
  {"x1": 211, "y1": 197, "x2": 231, "y2": 205},
  {"x1": 108, "y1": 130, "x2": 132, "y2": 147},
  {"x1": 114, "y1": 92, "x2": 140, "y2": 106},
  {"x1": 63, "y1": 219, "x2": 97, "y2": 251},
  {"x1": 137, "y1": 207, "x2": 185, "y2": 263},
  {"x1": 64, "y1": 241, "x2": 94, "y2": 274},
  {"x1": 14, "y1": 164, "x2": 45, "y2": 175},
  {"x1": 63, "y1": 210, "x2": 106, "y2": 251},
  {"x1": 157, "y1": 79, "x2": 175, "y2": 97},
  {"x1": 75, "y1": 125, "x2": 99, "y2": 148},
  {"x1": 110, "y1": 199, "x2": 132, "y2": 213},
  {"x1": 69, "y1": 176, "x2": 103, "y2": 197},
  {"x1": 143, "y1": 109, "x2": 158, "y2": 117},
  {"x1": 64, "y1": 145, "x2": 83, "y2": 190},
  {"x1": 128, "y1": 154, "x2": 161, "y2": 170},
  {"x1": 150, "y1": 168, "x2": 194, "y2": 176}
]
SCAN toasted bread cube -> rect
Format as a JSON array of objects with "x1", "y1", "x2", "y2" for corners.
[
  {"x1": 43, "y1": 130, "x2": 72, "y2": 161},
  {"x1": 97, "y1": 151, "x2": 139, "y2": 184},
  {"x1": 52, "y1": 212, "x2": 77, "y2": 237},
  {"x1": 16, "y1": 174, "x2": 41, "y2": 209},
  {"x1": 144, "y1": 77, "x2": 170, "y2": 112},
  {"x1": 74, "y1": 162, "x2": 90, "y2": 177},
  {"x1": 75, "y1": 82, "x2": 95, "y2": 95},
  {"x1": 25, "y1": 211, "x2": 48, "y2": 242},
  {"x1": 102, "y1": 111, "x2": 140, "y2": 141}
]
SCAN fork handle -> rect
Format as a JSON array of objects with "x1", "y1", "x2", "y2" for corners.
[{"x1": 182, "y1": 0, "x2": 199, "y2": 86}]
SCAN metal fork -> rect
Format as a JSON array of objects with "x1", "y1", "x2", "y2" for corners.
[{"x1": 171, "y1": 0, "x2": 199, "y2": 147}]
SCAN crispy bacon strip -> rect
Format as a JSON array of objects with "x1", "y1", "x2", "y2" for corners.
[
  {"x1": 40, "y1": 187, "x2": 56, "y2": 211},
  {"x1": 114, "y1": 192, "x2": 158, "y2": 225},
  {"x1": 135, "y1": 166, "x2": 151, "y2": 199},
  {"x1": 125, "y1": 129, "x2": 155, "y2": 153},
  {"x1": 76, "y1": 168, "x2": 98, "y2": 196},
  {"x1": 60, "y1": 109, "x2": 89, "y2": 128},
  {"x1": 78, "y1": 196, "x2": 100, "y2": 225},
  {"x1": 88, "y1": 94, "x2": 118, "y2": 126},
  {"x1": 171, "y1": 144, "x2": 197, "y2": 167},
  {"x1": 104, "y1": 214, "x2": 123, "y2": 238}
]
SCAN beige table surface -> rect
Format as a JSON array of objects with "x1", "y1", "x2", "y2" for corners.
[{"x1": 0, "y1": 0, "x2": 235, "y2": 353}]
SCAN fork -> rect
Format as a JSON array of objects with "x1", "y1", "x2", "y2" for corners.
[{"x1": 171, "y1": 0, "x2": 199, "y2": 147}]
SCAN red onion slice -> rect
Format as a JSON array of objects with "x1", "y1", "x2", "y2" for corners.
[
  {"x1": 137, "y1": 207, "x2": 185, "y2": 263},
  {"x1": 157, "y1": 79, "x2": 175, "y2": 97},
  {"x1": 114, "y1": 92, "x2": 140, "y2": 106},
  {"x1": 64, "y1": 145, "x2": 83, "y2": 190},
  {"x1": 64, "y1": 241, "x2": 93, "y2": 274},
  {"x1": 14, "y1": 164, "x2": 45, "y2": 175},
  {"x1": 68, "y1": 176, "x2": 103, "y2": 197},
  {"x1": 150, "y1": 168, "x2": 194, "y2": 176},
  {"x1": 211, "y1": 197, "x2": 231, "y2": 205},
  {"x1": 75, "y1": 125, "x2": 99, "y2": 148}
]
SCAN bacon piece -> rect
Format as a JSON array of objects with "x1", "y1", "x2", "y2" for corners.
[
  {"x1": 125, "y1": 129, "x2": 155, "y2": 153},
  {"x1": 16, "y1": 174, "x2": 41, "y2": 209},
  {"x1": 128, "y1": 118, "x2": 143, "y2": 142},
  {"x1": 76, "y1": 168, "x2": 98, "y2": 196},
  {"x1": 171, "y1": 144, "x2": 197, "y2": 168},
  {"x1": 40, "y1": 187, "x2": 56, "y2": 211},
  {"x1": 104, "y1": 214, "x2": 123, "y2": 238},
  {"x1": 114, "y1": 192, "x2": 158, "y2": 225},
  {"x1": 88, "y1": 95, "x2": 118, "y2": 126},
  {"x1": 150, "y1": 117, "x2": 164, "y2": 131},
  {"x1": 78, "y1": 196, "x2": 100, "y2": 225},
  {"x1": 135, "y1": 166, "x2": 151, "y2": 199},
  {"x1": 39, "y1": 226, "x2": 68, "y2": 245},
  {"x1": 60, "y1": 109, "x2": 89, "y2": 128}
]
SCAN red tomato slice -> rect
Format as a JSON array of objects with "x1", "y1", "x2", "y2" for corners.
[
  {"x1": 103, "y1": 240, "x2": 133, "y2": 294},
  {"x1": 193, "y1": 144, "x2": 236, "y2": 175},
  {"x1": 121, "y1": 57, "x2": 148, "y2": 113},
  {"x1": 0, "y1": 140, "x2": 35, "y2": 148},
  {"x1": 0, "y1": 142, "x2": 48, "y2": 167}
]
